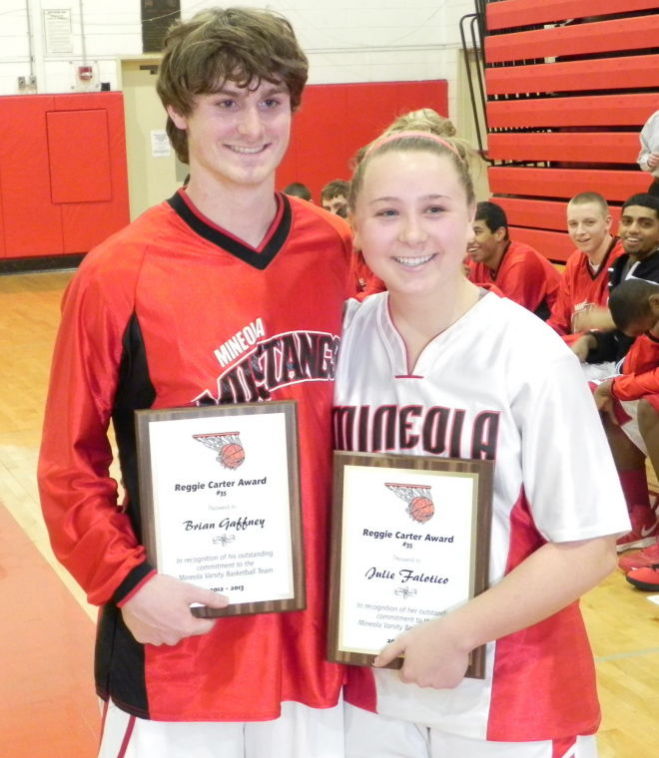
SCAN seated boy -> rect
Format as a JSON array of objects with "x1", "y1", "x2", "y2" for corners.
[
  {"x1": 467, "y1": 201, "x2": 561, "y2": 319},
  {"x1": 594, "y1": 279, "x2": 659, "y2": 571},
  {"x1": 547, "y1": 192, "x2": 623, "y2": 348}
]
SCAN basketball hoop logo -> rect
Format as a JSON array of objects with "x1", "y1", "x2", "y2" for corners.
[
  {"x1": 192, "y1": 431, "x2": 245, "y2": 469},
  {"x1": 386, "y1": 482, "x2": 435, "y2": 523}
]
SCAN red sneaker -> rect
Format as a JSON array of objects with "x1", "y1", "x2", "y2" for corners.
[
  {"x1": 618, "y1": 540, "x2": 659, "y2": 572},
  {"x1": 616, "y1": 503, "x2": 659, "y2": 553},
  {"x1": 626, "y1": 565, "x2": 659, "y2": 592}
]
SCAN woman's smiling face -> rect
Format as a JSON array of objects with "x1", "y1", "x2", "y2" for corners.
[{"x1": 351, "y1": 149, "x2": 475, "y2": 299}]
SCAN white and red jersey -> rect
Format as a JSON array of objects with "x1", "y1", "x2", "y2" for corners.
[
  {"x1": 547, "y1": 237, "x2": 624, "y2": 343},
  {"x1": 38, "y1": 191, "x2": 352, "y2": 722},
  {"x1": 333, "y1": 291, "x2": 628, "y2": 742}
]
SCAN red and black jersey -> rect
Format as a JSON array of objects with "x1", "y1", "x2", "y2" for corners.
[
  {"x1": 547, "y1": 237, "x2": 624, "y2": 341},
  {"x1": 38, "y1": 191, "x2": 352, "y2": 721},
  {"x1": 467, "y1": 240, "x2": 561, "y2": 320}
]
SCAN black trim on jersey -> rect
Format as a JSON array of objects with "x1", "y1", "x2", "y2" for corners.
[
  {"x1": 111, "y1": 312, "x2": 157, "y2": 547},
  {"x1": 98, "y1": 313, "x2": 156, "y2": 718},
  {"x1": 533, "y1": 300, "x2": 551, "y2": 321},
  {"x1": 167, "y1": 191, "x2": 292, "y2": 270},
  {"x1": 586, "y1": 236, "x2": 619, "y2": 280},
  {"x1": 95, "y1": 604, "x2": 149, "y2": 719}
]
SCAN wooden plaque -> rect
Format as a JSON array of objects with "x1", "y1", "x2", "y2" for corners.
[
  {"x1": 328, "y1": 451, "x2": 493, "y2": 679},
  {"x1": 135, "y1": 400, "x2": 304, "y2": 618}
]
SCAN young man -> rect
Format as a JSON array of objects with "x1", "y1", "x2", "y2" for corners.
[
  {"x1": 319, "y1": 180, "x2": 382, "y2": 297},
  {"x1": 595, "y1": 279, "x2": 659, "y2": 482},
  {"x1": 467, "y1": 201, "x2": 561, "y2": 319},
  {"x1": 578, "y1": 194, "x2": 659, "y2": 554},
  {"x1": 547, "y1": 192, "x2": 623, "y2": 346},
  {"x1": 576, "y1": 195, "x2": 659, "y2": 367},
  {"x1": 321, "y1": 179, "x2": 350, "y2": 218},
  {"x1": 283, "y1": 181, "x2": 312, "y2": 201},
  {"x1": 595, "y1": 279, "x2": 659, "y2": 584},
  {"x1": 38, "y1": 8, "x2": 351, "y2": 757},
  {"x1": 595, "y1": 277, "x2": 659, "y2": 582}
]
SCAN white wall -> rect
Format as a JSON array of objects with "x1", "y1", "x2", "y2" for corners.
[{"x1": 1, "y1": 0, "x2": 477, "y2": 123}]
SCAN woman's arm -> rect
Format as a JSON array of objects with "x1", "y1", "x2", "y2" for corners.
[{"x1": 375, "y1": 535, "x2": 616, "y2": 689}]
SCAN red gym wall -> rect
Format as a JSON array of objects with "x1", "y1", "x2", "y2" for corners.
[
  {"x1": 0, "y1": 81, "x2": 447, "y2": 260},
  {"x1": 483, "y1": 0, "x2": 659, "y2": 262},
  {"x1": 0, "y1": 92, "x2": 129, "y2": 259},
  {"x1": 277, "y1": 80, "x2": 449, "y2": 202}
]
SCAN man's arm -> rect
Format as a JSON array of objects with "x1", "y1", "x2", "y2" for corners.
[
  {"x1": 612, "y1": 366, "x2": 659, "y2": 402},
  {"x1": 38, "y1": 264, "x2": 227, "y2": 642},
  {"x1": 571, "y1": 305, "x2": 615, "y2": 332},
  {"x1": 571, "y1": 331, "x2": 598, "y2": 362},
  {"x1": 38, "y1": 269, "x2": 149, "y2": 604}
]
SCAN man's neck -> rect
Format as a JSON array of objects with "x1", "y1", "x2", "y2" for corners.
[
  {"x1": 184, "y1": 176, "x2": 279, "y2": 248},
  {"x1": 629, "y1": 246, "x2": 659, "y2": 265},
  {"x1": 487, "y1": 241, "x2": 508, "y2": 274},
  {"x1": 586, "y1": 234, "x2": 613, "y2": 269}
]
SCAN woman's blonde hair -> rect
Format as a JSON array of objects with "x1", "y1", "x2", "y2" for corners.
[{"x1": 349, "y1": 113, "x2": 476, "y2": 211}]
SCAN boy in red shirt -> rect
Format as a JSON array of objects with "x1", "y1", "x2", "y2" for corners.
[
  {"x1": 548, "y1": 192, "x2": 623, "y2": 349},
  {"x1": 595, "y1": 278, "x2": 659, "y2": 585},
  {"x1": 467, "y1": 201, "x2": 561, "y2": 319}
]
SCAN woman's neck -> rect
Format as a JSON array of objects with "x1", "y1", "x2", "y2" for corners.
[{"x1": 389, "y1": 277, "x2": 481, "y2": 372}]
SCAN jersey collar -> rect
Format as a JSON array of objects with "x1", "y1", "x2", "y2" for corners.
[{"x1": 166, "y1": 190, "x2": 292, "y2": 270}]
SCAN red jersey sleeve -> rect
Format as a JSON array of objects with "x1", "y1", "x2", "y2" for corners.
[
  {"x1": 37, "y1": 254, "x2": 150, "y2": 606},
  {"x1": 613, "y1": 368, "x2": 659, "y2": 401},
  {"x1": 612, "y1": 334, "x2": 659, "y2": 400}
]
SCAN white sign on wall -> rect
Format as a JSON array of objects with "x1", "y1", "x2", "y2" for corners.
[
  {"x1": 44, "y1": 9, "x2": 74, "y2": 55},
  {"x1": 150, "y1": 129, "x2": 172, "y2": 158}
]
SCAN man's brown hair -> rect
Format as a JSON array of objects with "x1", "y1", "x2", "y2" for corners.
[
  {"x1": 321, "y1": 179, "x2": 350, "y2": 203},
  {"x1": 156, "y1": 7, "x2": 308, "y2": 163}
]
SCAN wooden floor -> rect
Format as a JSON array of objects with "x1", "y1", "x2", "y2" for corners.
[{"x1": 2, "y1": 269, "x2": 659, "y2": 756}]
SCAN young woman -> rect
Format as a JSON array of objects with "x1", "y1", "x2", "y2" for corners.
[{"x1": 333, "y1": 129, "x2": 630, "y2": 757}]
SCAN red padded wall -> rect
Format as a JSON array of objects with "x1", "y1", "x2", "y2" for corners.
[
  {"x1": 277, "y1": 80, "x2": 449, "y2": 202},
  {"x1": 0, "y1": 96, "x2": 64, "y2": 257},
  {"x1": 54, "y1": 93, "x2": 130, "y2": 254},
  {"x1": 0, "y1": 92, "x2": 129, "y2": 259},
  {"x1": 482, "y1": 0, "x2": 659, "y2": 263},
  {"x1": 47, "y1": 110, "x2": 113, "y2": 203}
]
